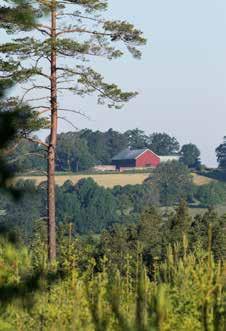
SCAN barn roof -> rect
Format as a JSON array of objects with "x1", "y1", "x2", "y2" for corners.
[{"x1": 112, "y1": 148, "x2": 152, "y2": 161}]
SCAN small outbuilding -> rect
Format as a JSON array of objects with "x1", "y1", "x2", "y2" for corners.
[{"x1": 112, "y1": 148, "x2": 160, "y2": 171}]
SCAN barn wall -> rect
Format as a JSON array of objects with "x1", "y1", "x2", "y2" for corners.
[
  {"x1": 136, "y1": 150, "x2": 160, "y2": 168},
  {"x1": 112, "y1": 159, "x2": 136, "y2": 170}
]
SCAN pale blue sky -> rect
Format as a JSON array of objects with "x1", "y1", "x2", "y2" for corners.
[{"x1": 60, "y1": 0, "x2": 226, "y2": 166}]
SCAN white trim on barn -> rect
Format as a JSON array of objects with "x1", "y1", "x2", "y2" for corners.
[
  {"x1": 159, "y1": 155, "x2": 180, "y2": 162},
  {"x1": 93, "y1": 165, "x2": 116, "y2": 172},
  {"x1": 134, "y1": 148, "x2": 161, "y2": 160}
]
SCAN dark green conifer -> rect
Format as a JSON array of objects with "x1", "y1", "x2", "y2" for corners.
[{"x1": 168, "y1": 200, "x2": 191, "y2": 243}]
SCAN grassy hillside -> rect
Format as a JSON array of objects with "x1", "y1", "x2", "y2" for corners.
[
  {"x1": 17, "y1": 173, "x2": 150, "y2": 188},
  {"x1": 15, "y1": 171, "x2": 217, "y2": 188},
  {"x1": 192, "y1": 173, "x2": 215, "y2": 185}
]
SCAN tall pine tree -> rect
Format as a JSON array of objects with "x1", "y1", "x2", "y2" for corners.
[{"x1": 0, "y1": 0, "x2": 146, "y2": 261}]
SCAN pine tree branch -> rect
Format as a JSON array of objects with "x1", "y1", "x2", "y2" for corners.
[
  {"x1": 57, "y1": 79, "x2": 75, "y2": 84},
  {"x1": 25, "y1": 96, "x2": 50, "y2": 103},
  {"x1": 21, "y1": 85, "x2": 51, "y2": 103},
  {"x1": 56, "y1": 28, "x2": 112, "y2": 37},
  {"x1": 7, "y1": 152, "x2": 46, "y2": 165},
  {"x1": 57, "y1": 13, "x2": 104, "y2": 24},
  {"x1": 36, "y1": 27, "x2": 51, "y2": 36},
  {"x1": 29, "y1": 105, "x2": 50, "y2": 111},
  {"x1": 24, "y1": 137, "x2": 48, "y2": 149},
  {"x1": 59, "y1": 108, "x2": 89, "y2": 119},
  {"x1": 58, "y1": 116, "x2": 78, "y2": 130},
  {"x1": 37, "y1": 24, "x2": 51, "y2": 31},
  {"x1": 56, "y1": 67, "x2": 79, "y2": 74}
]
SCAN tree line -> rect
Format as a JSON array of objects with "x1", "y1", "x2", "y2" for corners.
[
  {"x1": 8, "y1": 129, "x2": 202, "y2": 172},
  {"x1": 2, "y1": 160, "x2": 226, "y2": 243},
  {"x1": 1, "y1": 181, "x2": 225, "y2": 269}
]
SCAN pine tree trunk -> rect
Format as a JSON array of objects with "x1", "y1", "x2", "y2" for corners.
[{"x1": 47, "y1": 0, "x2": 57, "y2": 262}]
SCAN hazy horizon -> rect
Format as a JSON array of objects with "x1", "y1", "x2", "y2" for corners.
[
  {"x1": 3, "y1": 0, "x2": 226, "y2": 166},
  {"x1": 51, "y1": 0, "x2": 226, "y2": 167}
]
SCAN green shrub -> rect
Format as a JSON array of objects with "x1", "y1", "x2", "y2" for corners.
[{"x1": 0, "y1": 237, "x2": 224, "y2": 331}]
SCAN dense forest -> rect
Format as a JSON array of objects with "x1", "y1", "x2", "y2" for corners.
[
  {"x1": 1, "y1": 166, "x2": 226, "y2": 239},
  {"x1": 0, "y1": 195, "x2": 225, "y2": 330}
]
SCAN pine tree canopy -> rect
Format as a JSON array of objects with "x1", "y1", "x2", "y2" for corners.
[{"x1": 0, "y1": 0, "x2": 146, "y2": 110}]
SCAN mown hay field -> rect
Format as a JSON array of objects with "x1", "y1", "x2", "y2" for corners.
[
  {"x1": 18, "y1": 173, "x2": 150, "y2": 188},
  {"x1": 192, "y1": 173, "x2": 215, "y2": 185},
  {"x1": 16, "y1": 172, "x2": 216, "y2": 188}
]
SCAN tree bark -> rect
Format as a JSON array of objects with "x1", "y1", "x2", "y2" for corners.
[{"x1": 48, "y1": 0, "x2": 57, "y2": 262}]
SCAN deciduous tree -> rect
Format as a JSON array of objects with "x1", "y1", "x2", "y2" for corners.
[
  {"x1": 216, "y1": 136, "x2": 226, "y2": 169},
  {"x1": 125, "y1": 128, "x2": 148, "y2": 149},
  {"x1": 56, "y1": 132, "x2": 95, "y2": 171},
  {"x1": 148, "y1": 161, "x2": 193, "y2": 206},
  {"x1": 180, "y1": 143, "x2": 201, "y2": 169},
  {"x1": 148, "y1": 132, "x2": 180, "y2": 155}
]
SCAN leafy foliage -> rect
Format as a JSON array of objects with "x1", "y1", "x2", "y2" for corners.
[
  {"x1": 189, "y1": 209, "x2": 226, "y2": 261},
  {"x1": 180, "y1": 143, "x2": 201, "y2": 169},
  {"x1": 163, "y1": 200, "x2": 192, "y2": 246},
  {"x1": 0, "y1": 180, "x2": 44, "y2": 242},
  {"x1": 216, "y1": 136, "x2": 226, "y2": 169},
  {"x1": 0, "y1": 232, "x2": 224, "y2": 331},
  {"x1": 7, "y1": 139, "x2": 46, "y2": 173},
  {"x1": 149, "y1": 132, "x2": 180, "y2": 155},
  {"x1": 56, "y1": 132, "x2": 95, "y2": 172},
  {"x1": 147, "y1": 161, "x2": 194, "y2": 206},
  {"x1": 194, "y1": 182, "x2": 226, "y2": 207},
  {"x1": 9, "y1": 129, "x2": 185, "y2": 172},
  {"x1": 57, "y1": 178, "x2": 119, "y2": 234},
  {"x1": 0, "y1": 176, "x2": 225, "y2": 329},
  {"x1": 1, "y1": 174, "x2": 226, "y2": 244}
]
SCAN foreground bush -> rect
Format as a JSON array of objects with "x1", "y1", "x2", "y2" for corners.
[{"x1": 0, "y1": 237, "x2": 225, "y2": 331}]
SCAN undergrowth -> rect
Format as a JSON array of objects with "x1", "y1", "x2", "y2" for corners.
[{"x1": 0, "y1": 235, "x2": 225, "y2": 331}]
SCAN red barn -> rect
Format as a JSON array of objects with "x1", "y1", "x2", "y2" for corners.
[{"x1": 112, "y1": 148, "x2": 160, "y2": 171}]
